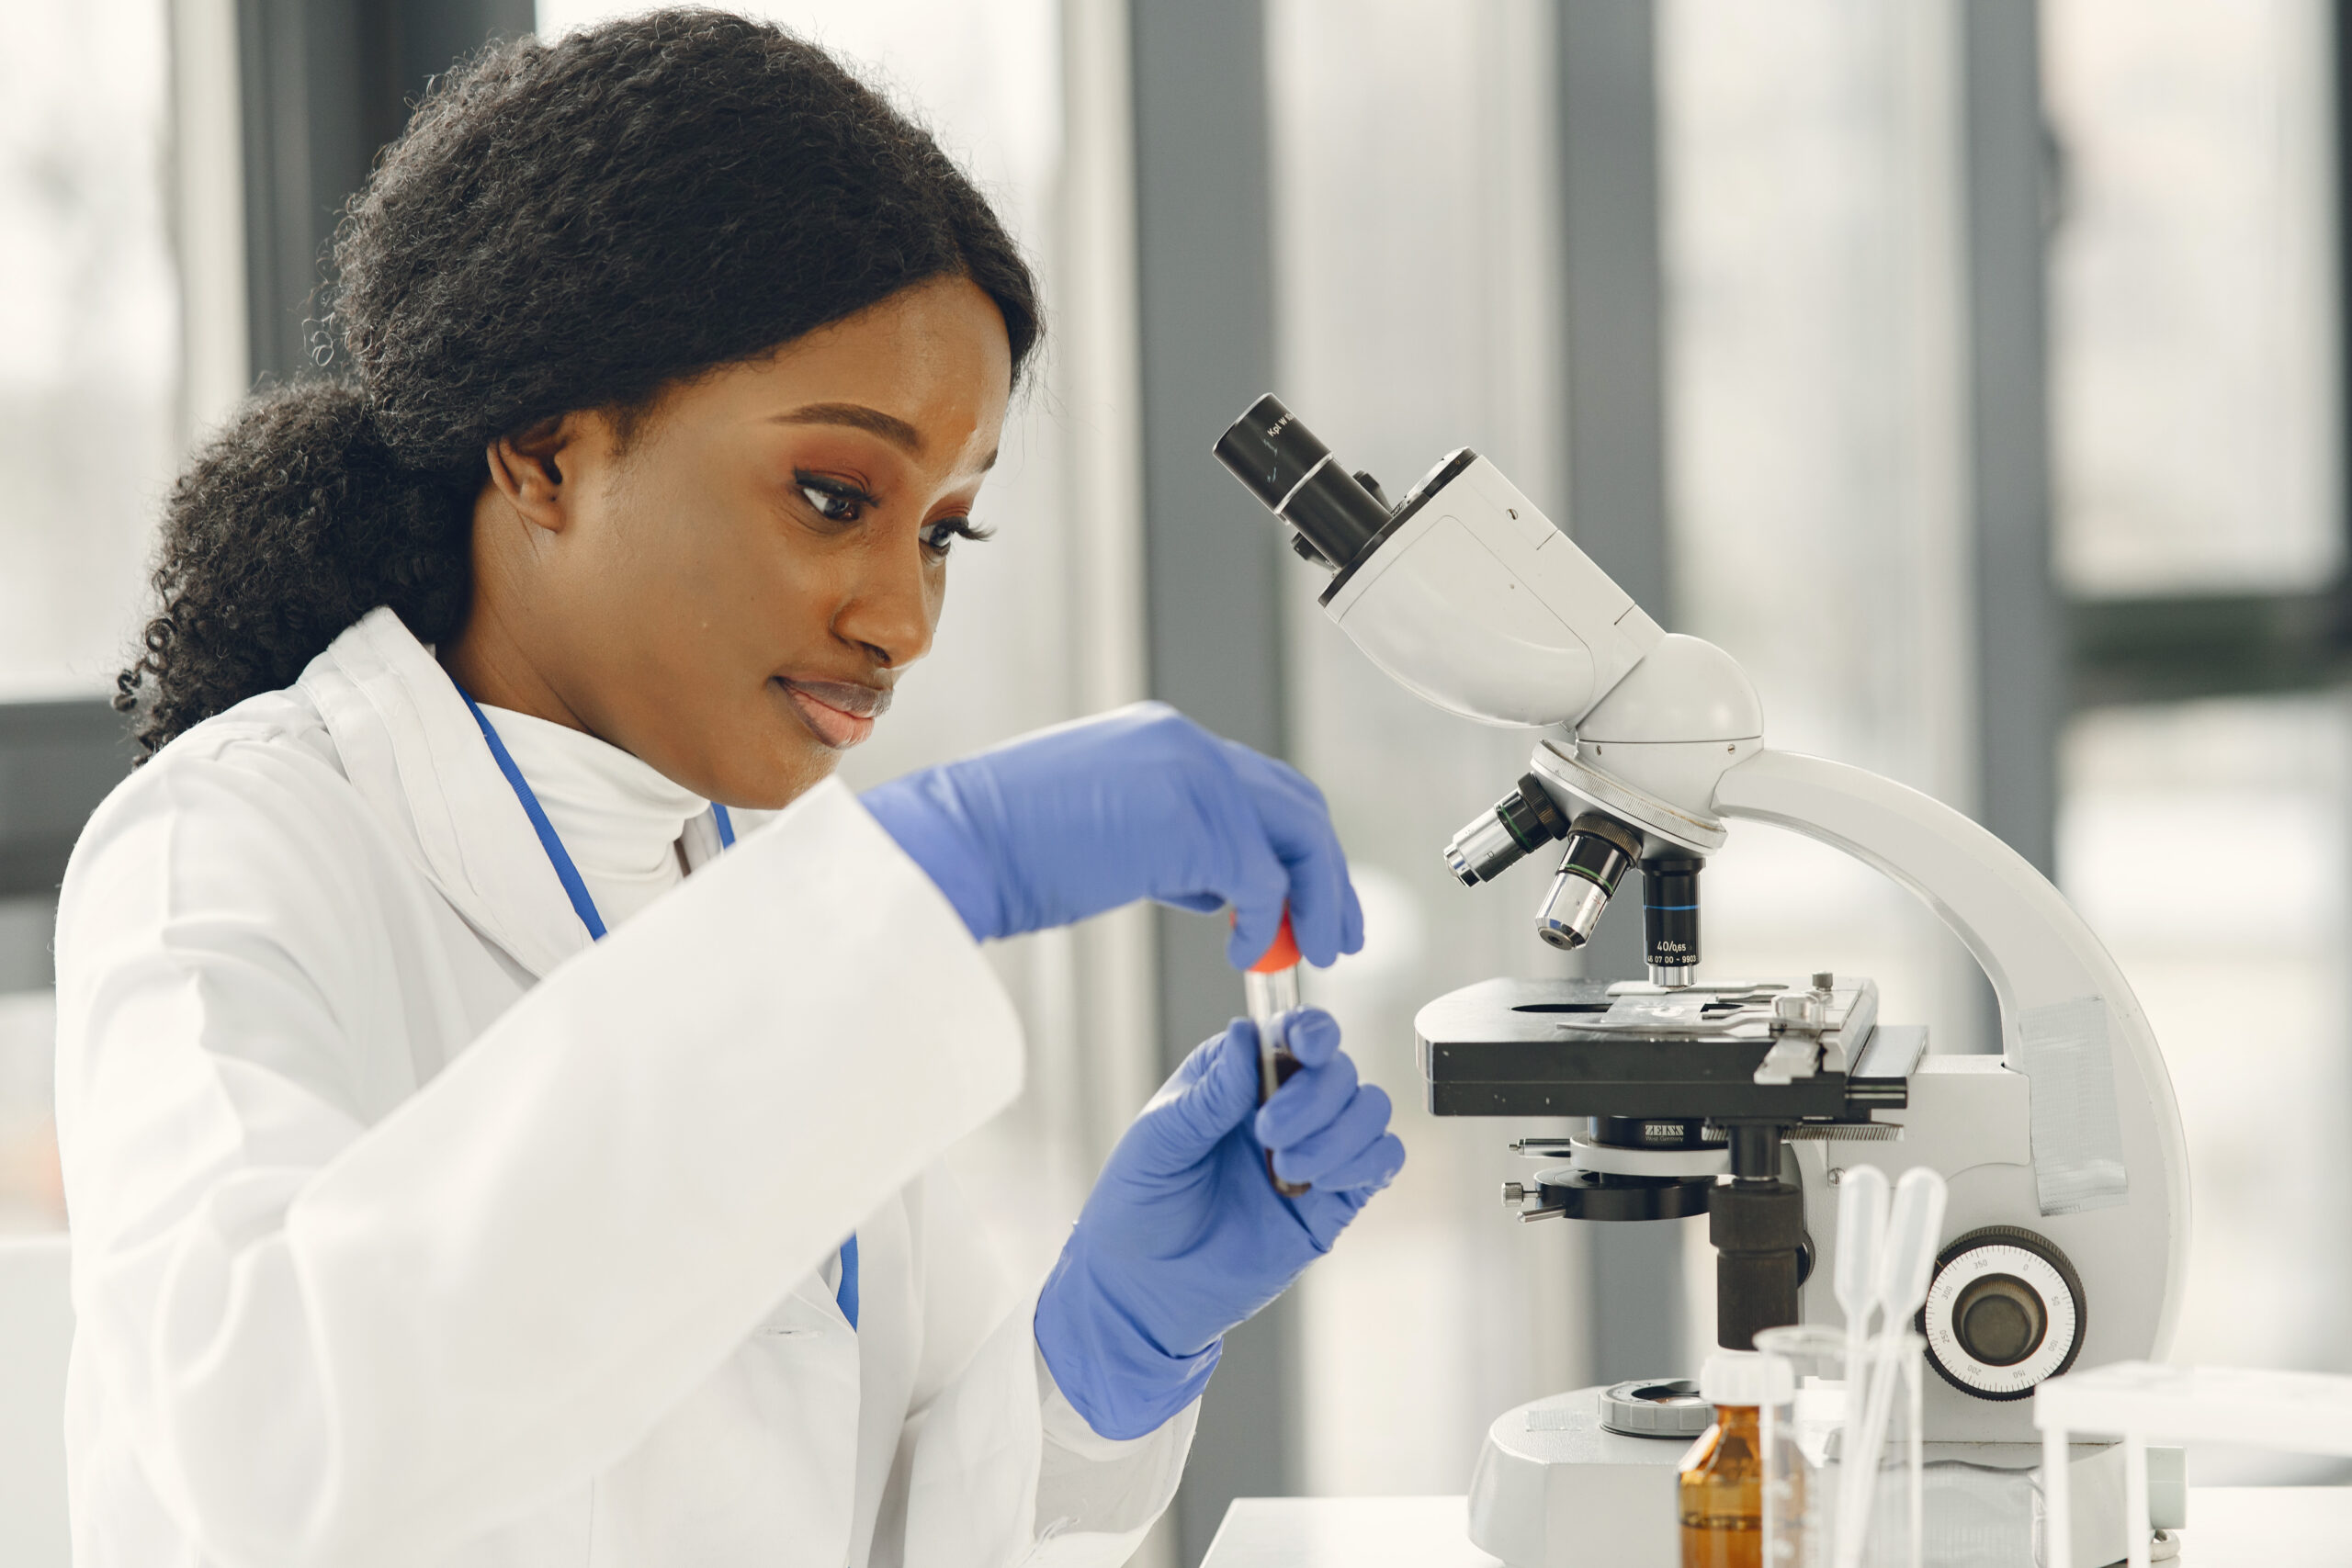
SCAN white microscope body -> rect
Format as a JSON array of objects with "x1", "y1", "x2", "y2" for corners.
[{"x1": 1215, "y1": 398, "x2": 2192, "y2": 1568}]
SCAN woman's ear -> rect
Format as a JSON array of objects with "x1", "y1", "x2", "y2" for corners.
[{"x1": 485, "y1": 415, "x2": 577, "y2": 534}]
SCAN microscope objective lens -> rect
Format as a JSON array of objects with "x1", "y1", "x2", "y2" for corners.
[
  {"x1": 1642, "y1": 855, "x2": 1702, "y2": 987},
  {"x1": 1532, "y1": 813, "x2": 1641, "y2": 950}
]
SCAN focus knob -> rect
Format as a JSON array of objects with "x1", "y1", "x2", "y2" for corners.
[
  {"x1": 1917, "y1": 1225, "x2": 2086, "y2": 1401},
  {"x1": 1952, "y1": 1274, "x2": 2047, "y2": 1366}
]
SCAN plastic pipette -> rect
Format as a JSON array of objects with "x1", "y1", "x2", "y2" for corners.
[
  {"x1": 1837, "y1": 1167, "x2": 1948, "y2": 1568},
  {"x1": 1833, "y1": 1165, "x2": 1891, "y2": 1501},
  {"x1": 1244, "y1": 911, "x2": 1310, "y2": 1197}
]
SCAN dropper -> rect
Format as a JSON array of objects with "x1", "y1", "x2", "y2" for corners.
[
  {"x1": 1836, "y1": 1166, "x2": 1948, "y2": 1568},
  {"x1": 1833, "y1": 1163, "x2": 1890, "y2": 1519}
]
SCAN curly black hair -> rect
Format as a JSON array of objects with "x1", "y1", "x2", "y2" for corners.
[{"x1": 118, "y1": 9, "x2": 1040, "y2": 755}]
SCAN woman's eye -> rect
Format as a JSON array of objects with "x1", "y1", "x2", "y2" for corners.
[
  {"x1": 798, "y1": 481, "x2": 865, "y2": 523},
  {"x1": 922, "y1": 517, "x2": 989, "y2": 557}
]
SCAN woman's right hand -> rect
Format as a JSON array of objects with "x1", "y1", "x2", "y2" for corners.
[
  {"x1": 858, "y1": 702, "x2": 1363, "y2": 968},
  {"x1": 1033, "y1": 1008, "x2": 1403, "y2": 1438}
]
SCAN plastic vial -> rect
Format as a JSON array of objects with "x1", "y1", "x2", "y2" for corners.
[
  {"x1": 1242, "y1": 911, "x2": 1309, "y2": 1197},
  {"x1": 1679, "y1": 1349, "x2": 1793, "y2": 1568}
]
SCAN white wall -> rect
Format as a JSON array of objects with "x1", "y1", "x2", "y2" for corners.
[{"x1": 0, "y1": 1238, "x2": 72, "y2": 1567}]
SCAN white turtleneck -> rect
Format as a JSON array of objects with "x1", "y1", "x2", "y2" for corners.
[{"x1": 478, "y1": 703, "x2": 709, "y2": 931}]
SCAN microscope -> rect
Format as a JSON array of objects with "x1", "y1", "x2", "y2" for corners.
[{"x1": 1215, "y1": 398, "x2": 2192, "y2": 1568}]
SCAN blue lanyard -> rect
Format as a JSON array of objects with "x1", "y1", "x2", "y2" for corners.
[
  {"x1": 456, "y1": 686, "x2": 857, "y2": 1327},
  {"x1": 458, "y1": 687, "x2": 739, "y2": 938}
]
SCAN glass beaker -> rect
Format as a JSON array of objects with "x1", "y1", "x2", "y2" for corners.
[{"x1": 1755, "y1": 1324, "x2": 1925, "y2": 1568}]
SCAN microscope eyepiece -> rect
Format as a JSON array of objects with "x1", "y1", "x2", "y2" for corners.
[
  {"x1": 1214, "y1": 395, "x2": 1328, "y2": 510},
  {"x1": 1214, "y1": 394, "x2": 1393, "y2": 570}
]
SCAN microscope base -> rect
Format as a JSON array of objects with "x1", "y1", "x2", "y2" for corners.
[{"x1": 1465, "y1": 1385, "x2": 2184, "y2": 1568}]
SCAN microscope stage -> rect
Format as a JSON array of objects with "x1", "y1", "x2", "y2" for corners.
[{"x1": 1416, "y1": 976, "x2": 1908, "y2": 1121}]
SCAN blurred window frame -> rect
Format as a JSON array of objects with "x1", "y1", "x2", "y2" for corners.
[
  {"x1": 2062, "y1": 4, "x2": 2352, "y2": 712},
  {"x1": 0, "y1": 0, "x2": 532, "y2": 963}
]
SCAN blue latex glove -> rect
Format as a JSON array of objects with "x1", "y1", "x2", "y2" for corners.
[
  {"x1": 859, "y1": 702, "x2": 1364, "y2": 969},
  {"x1": 1033, "y1": 1008, "x2": 1405, "y2": 1438}
]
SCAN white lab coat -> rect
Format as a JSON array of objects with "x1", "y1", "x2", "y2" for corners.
[{"x1": 51, "y1": 607, "x2": 1193, "y2": 1568}]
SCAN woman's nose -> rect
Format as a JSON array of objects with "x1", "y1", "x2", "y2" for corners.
[{"x1": 832, "y1": 538, "x2": 938, "y2": 669}]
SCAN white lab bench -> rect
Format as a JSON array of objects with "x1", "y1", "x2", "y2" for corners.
[{"x1": 1198, "y1": 1490, "x2": 2352, "y2": 1567}]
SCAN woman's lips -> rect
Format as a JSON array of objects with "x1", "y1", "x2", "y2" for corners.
[{"x1": 773, "y1": 678, "x2": 889, "y2": 750}]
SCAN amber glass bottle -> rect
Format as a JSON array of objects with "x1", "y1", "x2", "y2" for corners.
[{"x1": 1679, "y1": 1400, "x2": 1763, "y2": 1568}]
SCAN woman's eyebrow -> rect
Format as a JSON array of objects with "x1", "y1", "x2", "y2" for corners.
[
  {"x1": 772, "y1": 402, "x2": 924, "y2": 454},
  {"x1": 771, "y1": 401, "x2": 999, "y2": 471}
]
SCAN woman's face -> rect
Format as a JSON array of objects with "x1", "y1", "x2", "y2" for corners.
[{"x1": 454, "y1": 275, "x2": 1013, "y2": 807}]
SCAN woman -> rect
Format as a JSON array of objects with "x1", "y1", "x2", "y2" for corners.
[{"x1": 55, "y1": 15, "x2": 1401, "y2": 1567}]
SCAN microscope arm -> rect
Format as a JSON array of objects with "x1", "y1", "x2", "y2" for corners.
[{"x1": 1711, "y1": 747, "x2": 2189, "y2": 1356}]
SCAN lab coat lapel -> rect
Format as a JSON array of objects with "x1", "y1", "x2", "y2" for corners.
[{"x1": 300, "y1": 607, "x2": 594, "y2": 979}]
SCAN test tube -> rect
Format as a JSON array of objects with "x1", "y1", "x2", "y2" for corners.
[{"x1": 1245, "y1": 911, "x2": 1311, "y2": 1198}]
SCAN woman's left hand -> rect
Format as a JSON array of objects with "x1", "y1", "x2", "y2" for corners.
[
  {"x1": 1031, "y1": 1008, "x2": 1404, "y2": 1439},
  {"x1": 859, "y1": 702, "x2": 1364, "y2": 969}
]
